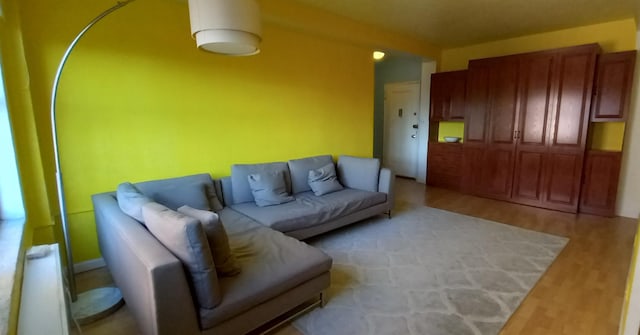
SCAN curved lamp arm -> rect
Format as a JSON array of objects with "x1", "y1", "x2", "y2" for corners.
[{"x1": 50, "y1": 0, "x2": 136, "y2": 302}]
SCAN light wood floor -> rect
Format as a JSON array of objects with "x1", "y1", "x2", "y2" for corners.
[{"x1": 74, "y1": 178, "x2": 638, "y2": 335}]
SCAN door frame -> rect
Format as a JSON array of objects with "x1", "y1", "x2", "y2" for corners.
[{"x1": 419, "y1": 61, "x2": 437, "y2": 183}]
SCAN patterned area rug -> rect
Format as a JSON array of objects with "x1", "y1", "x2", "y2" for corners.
[{"x1": 293, "y1": 206, "x2": 568, "y2": 335}]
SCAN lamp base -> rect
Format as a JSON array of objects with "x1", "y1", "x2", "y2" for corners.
[{"x1": 70, "y1": 286, "x2": 124, "y2": 325}]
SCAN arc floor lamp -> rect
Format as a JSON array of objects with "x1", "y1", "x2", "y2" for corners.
[{"x1": 50, "y1": 0, "x2": 261, "y2": 325}]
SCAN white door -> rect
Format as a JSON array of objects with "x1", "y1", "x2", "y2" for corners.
[{"x1": 384, "y1": 82, "x2": 420, "y2": 178}]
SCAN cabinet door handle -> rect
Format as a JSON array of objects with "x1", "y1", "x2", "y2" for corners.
[{"x1": 514, "y1": 130, "x2": 520, "y2": 140}]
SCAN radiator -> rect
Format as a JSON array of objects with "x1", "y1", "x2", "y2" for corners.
[{"x1": 18, "y1": 244, "x2": 69, "y2": 335}]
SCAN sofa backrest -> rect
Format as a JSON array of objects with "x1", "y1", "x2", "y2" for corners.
[
  {"x1": 220, "y1": 155, "x2": 385, "y2": 206},
  {"x1": 337, "y1": 155, "x2": 381, "y2": 192},
  {"x1": 287, "y1": 155, "x2": 334, "y2": 194},
  {"x1": 133, "y1": 173, "x2": 223, "y2": 211}
]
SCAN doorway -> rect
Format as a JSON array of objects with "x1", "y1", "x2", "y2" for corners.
[{"x1": 383, "y1": 81, "x2": 420, "y2": 178}]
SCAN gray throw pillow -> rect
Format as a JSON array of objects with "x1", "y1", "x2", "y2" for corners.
[
  {"x1": 116, "y1": 182, "x2": 153, "y2": 222},
  {"x1": 247, "y1": 171, "x2": 295, "y2": 207},
  {"x1": 231, "y1": 162, "x2": 290, "y2": 205},
  {"x1": 308, "y1": 163, "x2": 344, "y2": 196},
  {"x1": 142, "y1": 202, "x2": 221, "y2": 309},
  {"x1": 178, "y1": 205, "x2": 241, "y2": 277}
]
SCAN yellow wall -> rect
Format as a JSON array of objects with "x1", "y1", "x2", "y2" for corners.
[
  {"x1": 590, "y1": 122, "x2": 627, "y2": 151},
  {"x1": 12, "y1": 0, "x2": 439, "y2": 261},
  {"x1": 441, "y1": 18, "x2": 637, "y2": 71}
]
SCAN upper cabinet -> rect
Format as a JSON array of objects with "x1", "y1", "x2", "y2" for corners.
[
  {"x1": 430, "y1": 70, "x2": 467, "y2": 121},
  {"x1": 591, "y1": 50, "x2": 637, "y2": 121}
]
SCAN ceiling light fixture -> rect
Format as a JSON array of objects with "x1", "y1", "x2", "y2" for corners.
[{"x1": 373, "y1": 51, "x2": 385, "y2": 61}]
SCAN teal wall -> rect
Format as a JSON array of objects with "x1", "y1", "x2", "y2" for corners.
[{"x1": 373, "y1": 54, "x2": 423, "y2": 159}]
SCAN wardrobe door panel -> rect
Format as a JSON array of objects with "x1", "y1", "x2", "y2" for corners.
[
  {"x1": 464, "y1": 65, "x2": 490, "y2": 144},
  {"x1": 429, "y1": 72, "x2": 446, "y2": 121},
  {"x1": 544, "y1": 44, "x2": 598, "y2": 212},
  {"x1": 544, "y1": 153, "x2": 583, "y2": 210},
  {"x1": 463, "y1": 61, "x2": 491, "y2": 196},
  {"x1": 481, "y1": 148, "x2": 514, "y2": 199},
  {"x1": 519, "y1": 54, "x2": 555, "y2": 146},
  {"x1": 462, "y1": 146, "x2": 485, "y2": 194},
  {"x1": 511, "y1": 53, "x2": 555, "y2": 206},
  {"x1": 448, "y1": 70, "x2": 467, "y2": 120},
  {"x1": 488, "y1": 58, "x2": 519, "y2": 145},
  {"x1": 513, "y1": 151, "x2": 545, "y2": 201},
  {"x1": 579, "y1": 150, "x2": 622, "y2": 216},
  {"x1": 551, "y1": 49, "x2": 596, "y2": 148}
]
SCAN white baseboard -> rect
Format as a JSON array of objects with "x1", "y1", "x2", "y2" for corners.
[{"x1": 73, "y1": 258, "x2": 105, "y2": 274}]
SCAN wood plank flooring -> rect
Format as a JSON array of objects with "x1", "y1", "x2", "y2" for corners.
[{"x1": 73, "y1": 178, "x2": 637, "y2": 335}]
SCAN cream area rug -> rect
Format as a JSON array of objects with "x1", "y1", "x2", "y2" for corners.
[{"x1": 293, "y1": 206, "x2": 568, "y2": 335}]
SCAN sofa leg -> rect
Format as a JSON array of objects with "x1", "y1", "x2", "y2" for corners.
[
  {"x1": 320, "y1": 291, "x2": 326, "y2": 307},
  {"x1": 386, "y1": 210, "x2": 392, "y2": 219}
]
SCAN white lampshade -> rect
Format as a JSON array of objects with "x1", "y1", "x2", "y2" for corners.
[{"x1": 188, "y1": 0, "x2": 262, "y2": 55}]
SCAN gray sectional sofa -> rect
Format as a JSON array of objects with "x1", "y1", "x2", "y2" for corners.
[{"x1": 92, "y1": 155, "x2": 394, "y2": 335}]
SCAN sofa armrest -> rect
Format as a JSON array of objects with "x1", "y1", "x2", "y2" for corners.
[
  {"x1": 92, "y1": 193, "x2": 201, "y2": 335},
  {"x1": 378, "y1": 168, "x2": 395, "y2": 208}
]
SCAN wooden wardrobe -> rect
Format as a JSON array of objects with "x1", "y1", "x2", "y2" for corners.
[{"x1": 428, "y1": 44, "x2": 636, "y2": 215}]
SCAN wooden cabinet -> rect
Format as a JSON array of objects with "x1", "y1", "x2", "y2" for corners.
[
  {"x1": 462, "y1": 44, "x2": 599, "y2": 213},
  {"x1": 428, "y1": 43, "x2": 633, "y2": 215},
  {"x1": 430, "y1": 70, "x2": 467, "y2": 121},
  {"x1": 427, "y1": 142, "x2": 463, "y2": 191},
  {"x1": 591, "y1": 50, "x2": 637, "y2": 121},
  {"x1": 579, "y1": 150, "x2": 622, "y2": 216}
]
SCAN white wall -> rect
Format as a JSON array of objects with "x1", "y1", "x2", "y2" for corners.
[
  {"x1": 416, "y1": 61, "x2": 437, "y2": 183},
  {"x1": 617, "y1": 30, "x2": 640, "y2": 219}
]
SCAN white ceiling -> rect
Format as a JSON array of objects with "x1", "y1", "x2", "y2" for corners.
[{"x1": 288, "y1": 0, "x2": 639, "y2": 48}]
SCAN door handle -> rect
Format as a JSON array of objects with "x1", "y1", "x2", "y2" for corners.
[{"x1": 411, "y1": 134, "x2": 416, "y2": 139}]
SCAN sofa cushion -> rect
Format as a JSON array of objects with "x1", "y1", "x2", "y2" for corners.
[
  {"x1": 288, "y1": 155, "x2": 334, "y2": 194},
  {"x1": 142, "y1": 202, "x2": 222, "y2": 309},
  {"x1": 135, "y1": 173, "x2": 223, "y2": 211},
  {"x1": 178, "y1": 206, "x2": 241, "y2": 277},
  {"x1": 231, "y1": 162, "x2": 290, "y2": 205},
  {"x1": 198, "y1": 208, "x2": 332, "y2": 328},
  {"x1": 308, "y1": 163, "x2": 343, "y2": 196},
  {"x1": 337, "y1": 155, "x2": 381, "y2": 192},
  {"x1": 116, "y1": 182, "x2": 153, "y2": 222},
  {"x1": 230, "y1": 189, "x2": 387, "y2": 233}
]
